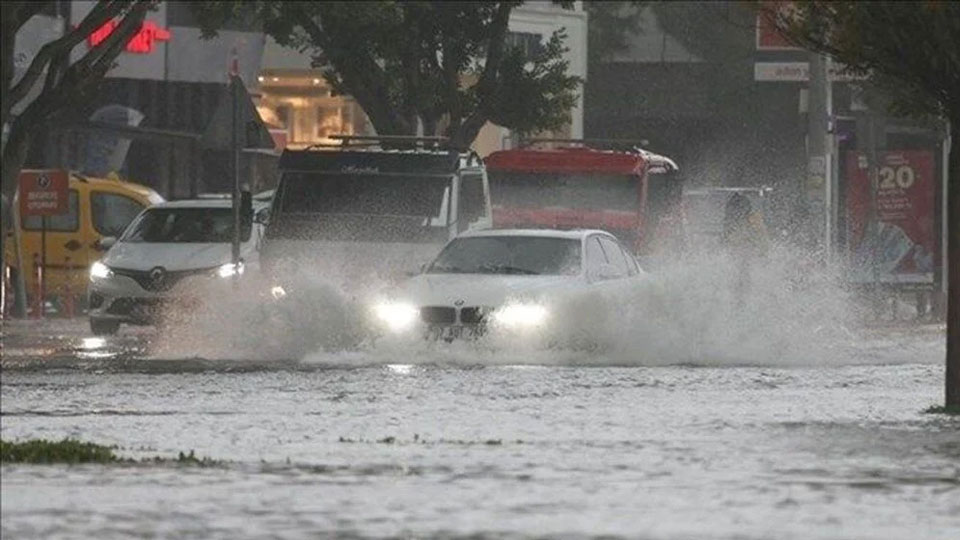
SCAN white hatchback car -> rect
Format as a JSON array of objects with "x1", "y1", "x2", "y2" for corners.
[
  {"x1": 87, "y1": 199, "x2": 267, "y2": 335},
  {"x1": 370, "y1": 228, "x2": 645, "y2": 343}
]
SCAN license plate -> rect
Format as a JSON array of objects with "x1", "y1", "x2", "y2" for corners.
[{"x1": 427, "y1": 325, "x2": 482, "y2": 341}]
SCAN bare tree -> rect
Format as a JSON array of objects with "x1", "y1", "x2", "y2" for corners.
[{"x1": 1, "y1": 0, "x2": 153, "y2": 194}]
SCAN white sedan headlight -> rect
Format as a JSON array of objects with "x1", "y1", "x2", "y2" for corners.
[
  {"x1": 89, "y1": 261, "x2": 114, "y2": 281},
  {"x1": 373, "y1": 302, "x2": 419, "y2": 332},
  {"x1": 492, "y1": 303, "x2": 548, "y2": 328},
  {"x1": 216, "y1": 261, "x2": 245, "y2": 278}
]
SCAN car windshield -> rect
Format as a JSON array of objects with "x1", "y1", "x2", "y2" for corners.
[
  {"x1": 270, "y1": 172, "x2": 453, "y2": 243},
  {"x1": 427, "y1": 236, "x2": 581, "y2": 276},
  {"x1": 489, "y1": 171, "x2": 639, "y2": 212},
  {"x1": 121, "y1": 207, "x2": 251, "y2": 243}
]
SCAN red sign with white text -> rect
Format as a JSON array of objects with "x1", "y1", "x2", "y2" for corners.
[
  {"x1": 845, "y1": 150, "x2": 938, "y2": 284},
  {"x1": 88, "y1": 20, "x2": 171, "y2": 54},
  {"x1": 19, "y1": 170, "x2": 69, "y2": 217}
]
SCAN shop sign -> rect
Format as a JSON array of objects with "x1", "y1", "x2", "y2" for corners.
[
  {"x1": 88, "y1": 20, "x2": 171, "y2": 54},
  {"x1": 845, "y1": 150, "x2": 938, "y2": 285}
]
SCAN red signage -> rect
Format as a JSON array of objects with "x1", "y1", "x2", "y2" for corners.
[
  {"x1": 88, "y1": 20, "x2": 171, "y2": 54},
  {"x1": 756, "y1": 1, "x2": 802, "y2": 51},
  {"x1": 19, "y1": 170, "x2": 69, "y2": 217},
  {"x1": 845, "y1": 150, "x2": 939, "y2": 284}
]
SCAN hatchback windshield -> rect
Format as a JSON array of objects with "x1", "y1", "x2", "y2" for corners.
[
  {"x1": 428, "y1": 236, "x2": 581, "y2": 276},
  {"x1": 122, "y1": 208, "x2": 251, "y2": 243}
]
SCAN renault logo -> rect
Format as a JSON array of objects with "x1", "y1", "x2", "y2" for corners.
[{"x1": 149, "y1": 267, "x2": 166, "y2": 283}]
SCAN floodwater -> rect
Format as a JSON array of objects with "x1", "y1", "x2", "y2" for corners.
[
  {"x1": 2, "y1": 326, "x2": 958, "y2": 539},
  {"x1": 2, "y1": 250, "x2": 959, "y2": 539}
]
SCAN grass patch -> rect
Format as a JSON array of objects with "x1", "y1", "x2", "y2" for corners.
[
  {"x1": 923, "y1": 404, "x2": 960, "y2": 416},
  {"x1": 1, "y1": 438, "x2": 220, "y2": 466},
  {"x1": 1, "y1": 438, "x2": 120, "y2": 464}
]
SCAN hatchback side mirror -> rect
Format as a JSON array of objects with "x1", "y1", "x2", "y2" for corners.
[{"x1": 97, "y1": 236, "x2": 117, "y2": 251}]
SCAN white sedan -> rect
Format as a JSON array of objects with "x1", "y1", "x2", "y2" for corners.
[{"x1": 370, "y1": 229, "x2": 646, "y2": 345}]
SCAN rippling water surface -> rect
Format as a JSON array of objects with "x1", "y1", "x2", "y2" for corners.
[{"x1": 3, "y1": 352, "x2": 959, "y2": 539}]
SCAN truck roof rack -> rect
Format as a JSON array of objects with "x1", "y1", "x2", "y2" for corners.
[
  {"x1": 519, "y1": 137, "x2": 652, "y2": 150},
  {"x1": 330, "y1": 134, "x2": 459, "y2": 150}
]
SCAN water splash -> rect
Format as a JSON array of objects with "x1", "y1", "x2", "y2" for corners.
[{"x1": 149, "y1": 248, "x2": 941, "y2": 367}]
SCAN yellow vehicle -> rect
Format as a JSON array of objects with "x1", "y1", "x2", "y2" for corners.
[{"x1": 4, "y1": 172, "x2": 164, "y2": 302}]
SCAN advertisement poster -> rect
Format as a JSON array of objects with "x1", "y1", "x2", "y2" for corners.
[{"x1": 845, "y1": 150, "x2": 938, "y2": 285}]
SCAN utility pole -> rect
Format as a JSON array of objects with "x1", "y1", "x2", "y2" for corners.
[
  {"x1": 806, "y1": 51, "x2": 833, "y2": 261},
  {"x1": 230, "y1": 50, "x2": 241, "y2": 289}
]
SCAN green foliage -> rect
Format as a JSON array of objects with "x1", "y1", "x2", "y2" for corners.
[
  {"x1": 585, "y1": 1, "x2": 646, "y2": 64},
  {"x1": 768, "y1": 1, "x2": 960, "y2": 121},
  {"x1": 1, "y1": 438, "x2": 220, "y2": 466},
  {"x1": 191, "y1": 1, "x2": 582, "y2": 147},
  {"x1": 0, "y1": 438, "x2": 120, "y2": 464},
  {"x1": 923, "y1": 404, "x2": 960, "y2": 416}
]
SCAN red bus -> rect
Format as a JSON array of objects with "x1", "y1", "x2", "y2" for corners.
[{"x1": 484, "y1": 140, "x2": 684, "y2": 258}]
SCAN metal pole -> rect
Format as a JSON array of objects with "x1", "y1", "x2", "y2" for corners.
[
  {"x1": 867, "y1": 115, "x2": 881, "y2": 318},
  {"x1": 231, "y1": 76, "x2": 241, "y2": 287},
  {"x1": 11, "y1": 194, "x2": 28, "y2": 318},
  {"x1": 40, "y1": 215, "x2": 47, "y2": 318}
]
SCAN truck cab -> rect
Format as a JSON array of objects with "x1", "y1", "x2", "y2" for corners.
[{"x1": 262, "y1": 136, "x2": 492, "y2": 287}]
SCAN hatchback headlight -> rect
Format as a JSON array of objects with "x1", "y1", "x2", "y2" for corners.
[
  {"x1": 216, "y1": 261, "x2": 244, "y2": 278},
  {"x1": 373, "y1": 302, "x2": 419, "y2": 332},
  {"x1": 492, "y1": 303, "x2": 548, "y2": 327},
  {"x1": 90, "y1": 261, "x2": 113, "y2": 281}
]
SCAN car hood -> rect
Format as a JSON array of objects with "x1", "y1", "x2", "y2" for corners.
[
  {"x1": 388, "y1": 273, "x2": 581, "y2": 307},
  {"x1": 104, "y1": 242, "x2": 256, "y2": 272}
]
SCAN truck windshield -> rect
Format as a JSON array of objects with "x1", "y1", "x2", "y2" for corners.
[
  {"x1": 270, "y1": 172, "x2": 453, "y2": 243},
  {"x1": 489, "y1": 172, "x2": 639, "y2": 211},
  {"x1": 122, "y1": 208, "x2": 251, "y2": 243},
  {"x1": 428, "y1": 236, "x2": 581, "y2": 276}
]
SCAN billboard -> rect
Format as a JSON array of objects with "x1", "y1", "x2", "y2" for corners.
[{"x1": 845, "y1": 150, "x2": 938, "y2": 285}]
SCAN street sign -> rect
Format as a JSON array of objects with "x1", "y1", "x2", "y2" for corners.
[
  {"x1": 754, "y1": 62, "x2": 868, "y2": 82},
  {"x1": 201, "y1": 75, "x2": 274, "y2": 150},
  {"x1": 18, "y1": 170, "x2": 69, "y2": 217}
]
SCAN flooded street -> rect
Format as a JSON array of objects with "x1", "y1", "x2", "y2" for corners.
[{"x1": 2, "y1": 322, "x2": 958, "y2": 539}]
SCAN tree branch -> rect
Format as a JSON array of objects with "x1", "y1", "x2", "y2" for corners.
[{"x1": 5, "y1": 0, "x2": 125, "y2": 123}]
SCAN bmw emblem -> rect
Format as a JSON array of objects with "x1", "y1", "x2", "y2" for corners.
[{"x1": 149, "y1": 267, "x2": 166, "y2": 283}]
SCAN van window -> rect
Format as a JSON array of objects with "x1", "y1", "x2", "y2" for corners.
[
  {"x1": 458, "y1": 173, "x2": 486, "y2": 232},
  {"x1": 91, "y1": 192, "x2": 145, "y2": 237},
  {"x1": 22, "y1": 190, "x2": 79, "y2": 231}
]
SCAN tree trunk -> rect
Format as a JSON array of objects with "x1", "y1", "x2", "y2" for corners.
[
  {"x1": 947, "y1": 118, "x2": 959, "y2": 407},
  {"x1": 1, "y1": 113, "x2": 33, "y2": 197}
]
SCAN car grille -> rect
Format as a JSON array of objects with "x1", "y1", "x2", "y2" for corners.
[
  {"x1": 420, "y1": 306, "x2": 490, "y2": 325},
  {"x1": 459, "y1": 307, "x2": 487, "y2": 324},
  {"x1": 112, "y1": 267, "x2": 210, "y2": 292},
  {"x1": 420, "y1": 306, "x2": 456, "y2": 324}
]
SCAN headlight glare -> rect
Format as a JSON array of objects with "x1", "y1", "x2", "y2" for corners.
[
  {"x1": 217, "y1": 261, "x2": 244, "y2": 278},
  {"x1": 492, "y1": 303, "x2": 548, "y2": 327},
  {"x1": 90, "y1": 261, "x2": 113, "y2": 281},
  {"x1": 374, "y1": 302, "x2": 419, "y2": 332}
]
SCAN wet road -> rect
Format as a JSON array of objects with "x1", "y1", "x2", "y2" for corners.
[{"x1": 1, "y1": 320, "x2": 958, "y2": 539}]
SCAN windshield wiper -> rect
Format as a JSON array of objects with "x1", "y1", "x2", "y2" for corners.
[
  {"x1": 428, "y1": 265, "x2": 469, "y2": 274},
  {"x1": 477, "y1": 264, "x2": 540, "y2": 275}
]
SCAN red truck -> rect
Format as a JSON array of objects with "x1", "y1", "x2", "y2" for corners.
[{"x1": 485, "y1": 140, "x2": 684, "y2": 259}]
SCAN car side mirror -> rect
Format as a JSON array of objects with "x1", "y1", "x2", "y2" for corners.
[
  {"x1": 593, "y1": 263, "x2": 619, "y2": 281},
  {"x1": 97, "y1": 236, "x2": 117, "y2": 251}
]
